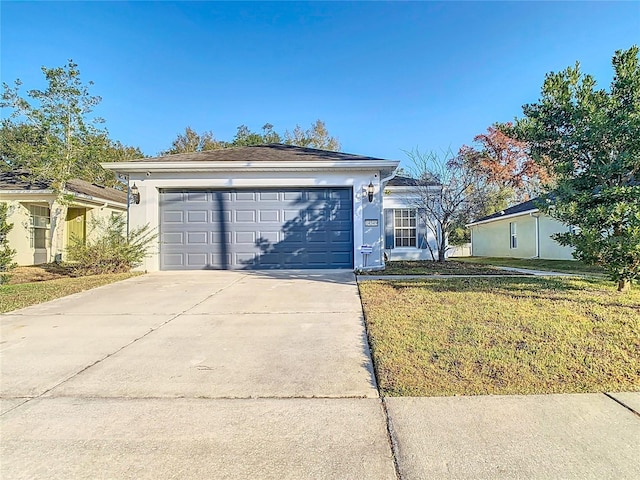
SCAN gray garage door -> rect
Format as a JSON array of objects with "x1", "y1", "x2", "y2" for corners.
[{"x1": 159, "y1": 188, "x2": 353, "y2": 270}]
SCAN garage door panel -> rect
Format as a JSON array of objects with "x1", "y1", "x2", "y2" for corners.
[
  {"x1": 259, "y1": 210, "x2": 279, "y2": 222},
  {"x1": 186, "y1": 210, "x2": 208, "y2": 223},
  {"x1": 160, "y1": 188, "x2": 353, "y2": 270},
  {"x1": 186, "y1": 192, "x2": 208, "y2": 202},
  {"x1": 186, "y1": 232, "x2": 208, "y2": 245},
  {"x1": 211, "y1": 232, "x2": 232, "y2": 244},
  {"x1": 235, "y1": 210, "x2": 256, "y2": 222},
  {"x1": 163, "y1": 211, "x2": 184, "y2": 223}
]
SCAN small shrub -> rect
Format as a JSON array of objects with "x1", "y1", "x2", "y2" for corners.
[{"x1": 67, "y1": 214, "x2": 156, "y2": 276}]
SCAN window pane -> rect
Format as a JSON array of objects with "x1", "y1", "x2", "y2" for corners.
[{"x1": 34, "y1": 228, "x2": 46, "y2": 249}]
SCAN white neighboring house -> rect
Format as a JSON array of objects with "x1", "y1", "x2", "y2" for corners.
[
  {"x1": 103, "y1": 144, "x2": 399, "y2": 272},
  {"x1": 381, "y1": 176, "x2": 446, "y2": 261},
  {"x1": 467, "y1": 198, "x2": 575, "y2": 260}
]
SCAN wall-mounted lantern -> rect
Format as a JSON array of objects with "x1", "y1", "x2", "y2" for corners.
[
  {"x1": 367, "y1": 182, "x2": 374, "y2": 203},
  {"x1": 130, "y1": 183, "x2": 141, "y2": 205}
]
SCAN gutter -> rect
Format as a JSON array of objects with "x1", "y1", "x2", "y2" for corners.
[{"x1": 0, "y1": 189, "x2": 126, "y2": 210}]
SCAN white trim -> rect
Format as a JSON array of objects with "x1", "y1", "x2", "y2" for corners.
[
  {"x1": 101, "y1": 160, "x2": 398, "y2": 174},
  {"x1": 467, "y1": 208, "x2": 539, "y2": 227}
]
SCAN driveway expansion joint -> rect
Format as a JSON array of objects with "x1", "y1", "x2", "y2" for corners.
[
  {"x1": 381, "y1": 396, "x2": 402, "y2": 480},
  {"x1": 604, "y1": 392, "x2": 640, "y2": 418}
]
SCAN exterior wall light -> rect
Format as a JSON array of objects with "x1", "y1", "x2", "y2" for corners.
[
  {"x1": 367, "y1": 182, "x2": 374, "y2": 203},
  {"x1": 130, "y1": 183, "x2": 141, "y2": 205}
]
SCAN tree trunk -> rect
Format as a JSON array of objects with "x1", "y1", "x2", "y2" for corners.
[
  {"x1": 49, "y1": 201, "x2": 68, "y2": 263},
  {"x1": 438, "y1": 230, "x2": 447, "y2": 262},
  {"x1": 618, "y1": 279, "x2": 630, "y2": 292}
]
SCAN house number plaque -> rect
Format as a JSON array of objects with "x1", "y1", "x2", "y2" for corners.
[{"x1": 364, "y1": 219, "x2": 379, "y2": 227}]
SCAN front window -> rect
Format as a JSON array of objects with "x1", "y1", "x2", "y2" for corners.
[
  {"x1": 29, "y1": 205, "x2": 50, "y2": 249},
  {"x1": 394, "y1": 209, "x2": 416, "y2": 247}
]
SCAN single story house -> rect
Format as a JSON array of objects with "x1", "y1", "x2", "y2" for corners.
[
  {"x1": 102, "y1": 144, "x2": 399, "y2": 271},
  {"x1": 381, "y1": 175, "x2": 444, "y2": 260},
  {"x1": 0, "y1": 171, "x2": 127, "y2": 265},
  {"x1": 467, "y1": 198, "x2": 575, "y2": 260}
]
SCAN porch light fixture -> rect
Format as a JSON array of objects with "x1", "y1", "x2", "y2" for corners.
[
  {"x1": 367, "y1": 182, "x2": 374, "y2": 203},
  {"x1": 130, "y1": 183, "x2": 140, "y2": 205}
]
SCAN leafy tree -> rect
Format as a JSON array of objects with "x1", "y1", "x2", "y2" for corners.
[
  {"x1": 457, "y1": 123, "x2": 553, "y2": 204},
  {"x1": 284, "y1": 119, "x2": 340, "y2": 151},
  {"x1": 0, "y1": 121, "x2": 47, "y2": 172},
  {"x1": 2, "y1": 60, "x2": 111, "y2": 261},
  {"x1": 231, "y1": 123, "x2": 281, "y2": 147},
  {"x1": 513, "y1": 46, "x2": 640, "y2": 291},
  {"x1": 406, "y1": 148, "x2": 491, "y2": 261},
  {"x1": 0, "y1": 202, "x2": 17, "y2": 280},
  {"x1": 159, "y1": 126, "x2": 225, "y2": 155}
]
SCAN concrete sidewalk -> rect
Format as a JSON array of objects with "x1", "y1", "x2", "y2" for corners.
[{"x1": 1, "y1": 270, "x2": 638, "y2": 479}]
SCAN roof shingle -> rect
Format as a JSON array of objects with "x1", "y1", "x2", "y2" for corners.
[
  {"x1": 0, "y1": 171, "x2": 127, "y2": 204},
  {"x1": 132, "y1": 144, "x2": 394, "y2": 163}
]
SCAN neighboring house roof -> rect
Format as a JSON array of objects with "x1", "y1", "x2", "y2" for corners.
[
  {"x1": 0, "y1": 171, "x2": 127, "y2": 205},
  {"x1": 131, "y1": 144, "x2": 392, "y2": 163},
  {"x1": 468, "y1": 198, "x2": 540, "y2": 226},
  {"x1": 386, "y1": 175, "x2": 440, "y2": 187}
]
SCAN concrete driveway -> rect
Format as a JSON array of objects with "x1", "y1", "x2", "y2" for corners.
[
  {"x1": 1, "y1": 271, "x2": 396, "y2": 479},
  {"x1": 2, "y1": 271, "x2": 639, "y2": 479}
]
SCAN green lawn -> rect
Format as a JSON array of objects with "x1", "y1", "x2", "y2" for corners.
[
  {"x1": 359, "y1": 277, "x2": 640, "y2": 396},
  {"x1": 0, "y1": 273, "x2": 140, "y2": 313},
  {"x1": 367, "y1": 260, "x2": 527, "y2": 276},
  {"x1": 453, "y1": 256, "x2": 605, "y2": 275}
]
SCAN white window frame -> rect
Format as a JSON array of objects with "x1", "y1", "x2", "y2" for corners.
[
  {"x1": 29, "y1": 205, "x2": 50, "y2": 249},
  {"x1": 394, "y1": 209, "x2": 417, "y2": 248},
  {"x1": 509, "y1": 221, "x2": 517, "y2": 249}
]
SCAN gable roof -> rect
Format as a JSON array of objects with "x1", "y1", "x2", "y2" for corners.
[
  {"x1": 468, "y1": 198, "x2": 539, "y2": 226},
  {"x1": 0, "y1": 171, "x2": 127, "y2": 205},
  {"x1": 132, "y1": 144, "x2": 392, "y2": 163}
]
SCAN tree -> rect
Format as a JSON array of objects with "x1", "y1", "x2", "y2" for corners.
[
  {"x1": 513, "y1": 46, "x2": 640, "y2": 291},
  {"x1": 284, "y1": 119, "x2": 340, "y2": 151},
  {"x1": 406, "y1": 148, "x2": 491, "y2": 261},
  {"x1": 0, "y1": 122, "x2": 47, "y2": 172},
  {"x1": 159, "y1": 126, "x2": 225, "y2": 155},
  {"x1": 231, "y1": 123, "x2": 281, "y2": 147},
  {"x1": 0, "y1": 202, "x2": 17, "y2": 278},
  {"x1": 457, "y1": 123, "x2": 553, "y2": 204},
  {"x1": 1, "y1": 60, "x2": 108, "y2": 261}
]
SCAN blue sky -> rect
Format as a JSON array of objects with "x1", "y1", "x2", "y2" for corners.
[{"x1": 2, "y1": 1, "x2": 639, "y2": 167}]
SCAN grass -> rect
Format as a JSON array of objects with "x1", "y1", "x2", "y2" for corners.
[
  {"x1": 366, "y1": 260, "x2": 527, "y2": 276},
  {"x1": 453, "y1": 256, "x2": 605, "y2": 275},
  {"x1": 359, "y1": 277, "x2": 640, "y2": 396},
  {"x1": 0, "y1": 271, "x2": 140, "y2": 313}
]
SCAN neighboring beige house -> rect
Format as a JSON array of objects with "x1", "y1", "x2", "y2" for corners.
[
  {"x1": 1, "y1": 171, "x2": 127, "y2": 265},
  {"x1": 467, "y1": 198, "x2": 575, "y2": 260}
]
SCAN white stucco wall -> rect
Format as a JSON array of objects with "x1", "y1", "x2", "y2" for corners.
[
  {"x1": 381, "y1": 186, "x2": 440, "y2": 261},
  {"x1": 126, "y1": 170, "x2": 387, "y2": 272}
]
